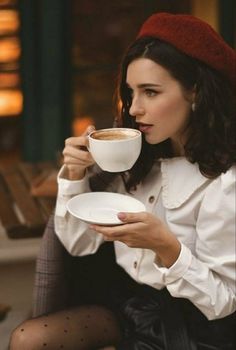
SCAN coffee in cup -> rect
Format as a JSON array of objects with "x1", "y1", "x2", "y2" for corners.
[{"x1": 88, "y1": 128, "x2": 142, "y2": 172}]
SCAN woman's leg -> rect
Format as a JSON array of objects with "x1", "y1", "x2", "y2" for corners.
[{"x1": 9, "y1": 305, "x2": 122, "y2": 350}]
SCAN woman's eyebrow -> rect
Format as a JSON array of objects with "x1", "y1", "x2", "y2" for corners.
[
  {"x1": 138, "y1": 83, "x2": 161, "y2": 88},
  {"x1": 126, "y1": 83, "x2": 162, "y2": 88}
]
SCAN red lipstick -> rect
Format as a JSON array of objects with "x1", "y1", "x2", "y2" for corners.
[{"x1": 137, "y1": 122, "x2": 153, "y2": 133}]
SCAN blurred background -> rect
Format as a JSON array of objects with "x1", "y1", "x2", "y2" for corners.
[
  {"x1": 0, "y1": 0, "x2": 235, "y2": 164},
  {"x1": 0, "y1": 0, "x2": 235, "y2": 349}
]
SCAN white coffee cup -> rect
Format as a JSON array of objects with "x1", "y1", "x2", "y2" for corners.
[{"x1": 88, "y1": 128, "x2": 142, "y2": 172}]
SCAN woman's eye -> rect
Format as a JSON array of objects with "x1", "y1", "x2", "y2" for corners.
[{"x1": 145, "y1": 89, "x2": 157, "y2": 97}]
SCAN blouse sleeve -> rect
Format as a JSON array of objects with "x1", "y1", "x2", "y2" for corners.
[
  {"x1": 162, "y1": 167, "x2": 236, "y2": 320},
  {"x1": 54, "y1": 165, "x2": 104, "y2": 256}
]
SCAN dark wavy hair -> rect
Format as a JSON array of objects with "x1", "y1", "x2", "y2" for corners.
[{"x1": 115, "y1": 37, "x2": 236, "y2": 190}]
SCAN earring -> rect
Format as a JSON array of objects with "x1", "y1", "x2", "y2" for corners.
[{"x1": 191, "y1": 102, "x2": 196, "y2": 112}]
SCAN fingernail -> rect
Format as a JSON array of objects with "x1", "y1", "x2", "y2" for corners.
[
  {"x1": 87, "y1": 125, "x2": 95, "y2": 133},
  {"x1": 118, "y1": 212, "x2": 126, "y2": 220}
]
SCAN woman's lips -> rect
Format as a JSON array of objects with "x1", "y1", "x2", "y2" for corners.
[{"x1": 137, "y1": 123, "x2": 153, "y2": 133}]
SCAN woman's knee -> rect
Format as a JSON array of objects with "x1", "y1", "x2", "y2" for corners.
[{"x1": 9, "y1": 319, "x2": 48, "y2": 350}]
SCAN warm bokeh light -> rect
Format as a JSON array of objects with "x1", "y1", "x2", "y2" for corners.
[
  {"x1": 72, "y1": 116, "x2": 94, "y2": 136},
  {"x1": 191, "y1": 0, "x2": 219, "y2": 32},
  {"x1": 0, "y1": 3, "x2": 21, "y2": 120},
  {"x1": 0, "y1": 10, "x2": 19, "y2": 34},
  {"x1": 0, "y1": 89, "x2": 23, "y2": 116},
  {"x1": 0, "y1": 37, "x2": 20, "y2": 62},
  {"x1": 0, "y1": 72, "x2": 20, "y2": 88},
  {"x1": 0, "y1": 0, "x2": 17, "y2": 6}
]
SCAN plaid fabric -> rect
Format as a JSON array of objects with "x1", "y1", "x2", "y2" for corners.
[
  {"x1": 32, "y1": 169, "x2": 117, "y2": 317},
  {"x1": 32, "y1": 212, "x2": 69, "y2": 317}
]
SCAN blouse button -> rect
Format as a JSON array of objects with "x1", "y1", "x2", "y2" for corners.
[
  {"x1": 133, "y1": 261, "x2": 137, "y2": 269},
  {"x1": 148, "y1": 196, "x2": 155, "y2": 203}
]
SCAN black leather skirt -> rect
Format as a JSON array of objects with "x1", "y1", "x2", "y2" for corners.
[
  {"x1": 67, "y1": 243, "x2": 235, "y2": 350},
  {"x1": 111, "y1": 282, "x2": 236, "y2": 350}
]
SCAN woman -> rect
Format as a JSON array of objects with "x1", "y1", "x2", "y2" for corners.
[{"x1": 10, "y1": 12, "x2": 236, "y2": 350}]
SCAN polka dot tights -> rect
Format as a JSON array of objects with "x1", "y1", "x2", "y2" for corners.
[{"x1": 9, "y1": 305, "x2": 121, "y2": 350}]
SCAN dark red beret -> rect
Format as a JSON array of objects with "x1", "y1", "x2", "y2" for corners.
[{"x1": 137, "y1": 12, "x2": 236, "y2": 88}]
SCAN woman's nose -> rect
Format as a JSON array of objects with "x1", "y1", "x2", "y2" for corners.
[{"x1": 129, "y1": 97, "x2": 145, "y2": 117}]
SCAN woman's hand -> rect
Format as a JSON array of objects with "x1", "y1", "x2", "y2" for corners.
[
  {"x1": 90, "y1": 211, "x2": 181, "y2": 268},
  {"x1": 63, "y1": 125, "x2": 95, "y2": 180}
]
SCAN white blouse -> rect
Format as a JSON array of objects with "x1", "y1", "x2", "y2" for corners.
[{"x1": 54, "y1": 158, "x2": 236, "y2": 320}]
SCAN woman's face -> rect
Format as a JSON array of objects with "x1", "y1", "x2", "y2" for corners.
[{"x1": 126, "y1": 58, "x2": 194, "y2": 155}]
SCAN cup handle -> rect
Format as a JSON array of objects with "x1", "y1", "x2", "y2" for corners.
[
  {"x1": 86, "y1": 128, "x2": 95, "y2": 152},
  {"x1": 79, "y1": 135, "x2": 90, "y2": 152},
  {"x1": 86, "y1": 135, "x2": 90, "y2": 152}
]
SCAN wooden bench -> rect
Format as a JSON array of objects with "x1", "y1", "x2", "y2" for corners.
[{"x1": 0, "y1": 162, "x2": 58, "y2": 239}]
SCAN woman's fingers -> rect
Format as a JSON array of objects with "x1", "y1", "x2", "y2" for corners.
[
  {"x1": 90, "y1": 222, "x2": 138, "y2": 241},
  {"x1": 85, "y1": 124, "x2": 95, "y2": 135},
  {"x1": 90, "y1": 224, "x2": 123, "y2": 237},
  {"x1": 90, "y1": 223, "x2": 142, "y2": 247},
  {"x1": 65, "y1": 136, "x2": 88, "y2": 148},
  {"x1": 63, "y1": 145, "x2": 93, "y2": 162},
  {"x1": 117, "y1": 211, "x2": 148, "y2": 223},
  {"x1": 90, "y1": 212, "x2": 148, "y2": 238},
  {"x1": 65, "y1": 125, "x2": 95, "y2": 148},
  {"x1": 90, "y1": 211, "x2": 162, "y2": 249},
  {"x1": 62, "y1": 126, "x2": 96, "y2": 180}
]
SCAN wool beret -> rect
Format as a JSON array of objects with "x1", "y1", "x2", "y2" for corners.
[{"x1": 137, "y1": 12, "x2": 236, "y2": 88}]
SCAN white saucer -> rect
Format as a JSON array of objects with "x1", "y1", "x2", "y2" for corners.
[{"x1": 66, "y1": 192, "x2": 146, "y2": 225}]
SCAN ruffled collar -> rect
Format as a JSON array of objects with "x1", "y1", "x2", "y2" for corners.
[{"x1": 160, "y1": 158, "x2": 210, "y2": 209}]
